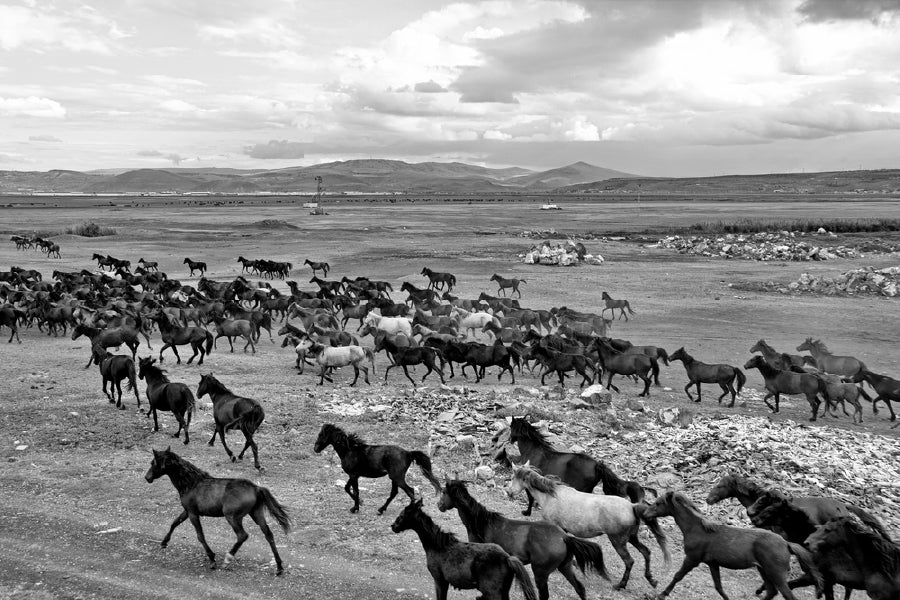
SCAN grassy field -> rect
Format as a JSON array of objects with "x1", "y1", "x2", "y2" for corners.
[{"x1": 1, "y1": 197, "x2": 899, "y2": 600}]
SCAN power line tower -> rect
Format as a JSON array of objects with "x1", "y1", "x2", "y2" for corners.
[{"x1": 310, "y1": 175, "x2": 327, "y2": 215}]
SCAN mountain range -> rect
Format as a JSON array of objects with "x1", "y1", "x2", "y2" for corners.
[{"x1": 0, "y1": 160, "x2": 634, "y2": 194}]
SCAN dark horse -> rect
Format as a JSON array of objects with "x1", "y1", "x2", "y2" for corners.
[
  {"x1": 600, "y1": 291, "x2": 635, "y2": 321},
  {"x1": 152, "y1": 311, "x2": 214, "y2": 365},
  {"x1": 591, "y1": 338, "x2": 652, "y2": 397},
  {"x1": 421, "y1": 267, "x2": 456, "y2": 292},
  {"x1": 304, "y1": 258, "x2": 330, "y2": 277},
  {"x1": 313, "y1": 423, "x2": 442, "y2": 514},
  {"x1": 197, "y1": 373, "x2": 265, "y2": 470},
  {"x1": 145, "y1": 447, "x2": 290, "y2": 575},
  {"x1": 490, "y1": 274, "x2": 526, "y2": 298},
  {"x1": 706, "y1": 473, "x2": 892, "y2": 541},
  {"x1": 748, "y1": 494, "x2": 868, "y2": 600},
  {"x1": 438, "y1": 479, "x2": 609, "y2": 600},
  {"x1": 854, "y1": 368, "x2": 900, "y2": 421},
  {"x1": 72, "y1": 323, "x2": 140, "y2": 368},
  {"x1": 507, "y1": 417, "x2": 653, "y2": 516},
  {"x1": 92, "y1": 345, "x2": 140, "y2": 410},
  {"x1": 744, "y1": 355, "x2": 824, "y2": 421},
  {"x1": 644, "y1": 492, "x2": 821, "y2": 600},
  {"x1": 806, "y1": 517, "x2": 900, "y2": 600},
  {"x1": 138, "y1": 357, "x2": 195, "y2": 444},
  {"x1": 670, "y1": 347, "x2": 746, "y2": 406},
  {"x1": 375, "y1": 334, "x2": 446, "y2": 387},
  {"x1": 391, "y1": 499, "x2": 539, "y2": 600},
  {"x1": 183, "y1": 257, "x2": 207, "y2": 277}
]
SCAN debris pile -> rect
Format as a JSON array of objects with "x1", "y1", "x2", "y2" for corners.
[
  {"x1": 520, "y1": 240, "x2": 604, "y2": 266},
  {"x1": 313, "y1": 384, "x2": 900, "y2": 533},
  {"x1": 772, "y1": 266, "x2": 900, "y2": 296},
  {"x1": 655, "y1": 231, "x2": 863, "y2": 261}
]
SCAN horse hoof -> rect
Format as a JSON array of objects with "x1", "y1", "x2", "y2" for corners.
[
  {"x1": 231, "y1": 456, "x2": 237, "y2": 463},
  {"x1": 183, "y1": 439, "x2": 189, "y2": 445},
  {"x1": 612, "y1": 583, "x2": 625, "y2": 591},
  {"x1": 350, "y1": 507, "x2": 359, "y2": 514},
  {"x1": 276, "y1": 566, "x2": 284, "y2": 576}
]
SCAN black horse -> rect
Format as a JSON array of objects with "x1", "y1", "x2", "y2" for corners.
[
  {"x1": 183, "y1": 257, "x2": 207, "y2": 277},
  {"x1": 313, "y1": 423, "x2": 441, "y2": 514},
  {"x1": 197, "y1": 373, "x2": 265, "y2": 470},
  {"x1": 670, "y1": 347, "x2": 746, "y2": 406},
  {"x1": 507, "y1": 417, "x2": 653, "y2": 516},
  {"x1": 137, "y1": 357, "x2": 195, "y2": 444},
  {"x1": 145, "y1": 447, "x2": 290, "y2": 575},
  {"x1": 421, "y1": 267, "x2": 456, "y2": 292},
  {"x1": 92, "y1": 345, "x2": 140, "y2": 410},
  {"x1": 438, "y1": 479, "x2": 608, "y2": 600},
  {"x1": 391, "y1": 499, "x2": 539, "y2": 600}
]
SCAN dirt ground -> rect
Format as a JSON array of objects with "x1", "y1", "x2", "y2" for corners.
[{"x1": 2, "y1": 198, "x2": 899, "y2": 600}]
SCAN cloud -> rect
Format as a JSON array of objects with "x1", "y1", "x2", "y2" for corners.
[
  {"x1": 796, "y1": 0, "x2": 900, "y2": 22},
  {"x1": 243, "y1": 139, "x2": 308, "y2": 159},
  {"x1": 137, "y1": 150, "x2": 185, "y2": 165},
  {"x1": 0, "y1": 4, "x2": 128, "y2": 53},
  {"x1": 0, "y1": 96, "x2": 65, "y2": 118},
  {"x1": 414, "y1": 80, "x2": 448, "y2": 93},
  {"x1": 29, "y1": 134, "x2": 62, "y2": 142}
]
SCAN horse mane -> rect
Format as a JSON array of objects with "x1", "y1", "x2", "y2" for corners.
[
  {"x1": 805, "y1": 337, "x2": 829, "y2": 353},
  {"x1": 509, "y1": 418, "x2": 555, "y2": 451},
  {"x1": 141, "y1": 361, "x2": 170, "y2": 382},
  {"x1": 446, "y1": 481, "x2": 502, "y2": 541},
  {"x1": 201, "y1": 373, "x2": 230, "y2": 394},
  {"x1": 161, "y1": 450, "x2": 210, "y2": 486},
  {"x1": 411, "y1": 505, "x2": 459, "y2": 551},
  {"x1": 672, "y1": 493, "x2": 720, "y2": 533},
  {"x1": 834, "y1": 517, "x2": 900, "y2": 578},
  {"x1": 322, "y1": 423, "x2": 365, "y2": 448},
  {"x1": 514, "y1": 464, "x2": 558, "y2": 497}
]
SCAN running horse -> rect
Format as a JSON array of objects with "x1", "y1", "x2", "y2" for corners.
[
  {"x1": 796, "y1": 338, "x2": 867, "y2": 379},
  {"x1": 490, "y1": 274, "x2": 526, "y2": 298},
  {"x1": 600, "y1": 292, "x2": 635, "y2": 321},
  {"x1": 420, "y1": 267, "x2": 456, "y2": 292},
  {"x1": 183, "y1": 257, "x2": 207, "y2": 277}
]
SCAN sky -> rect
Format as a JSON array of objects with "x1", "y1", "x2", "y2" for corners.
[{"x1": 1, "y1": 0, "x2": 900, "y2": 176}]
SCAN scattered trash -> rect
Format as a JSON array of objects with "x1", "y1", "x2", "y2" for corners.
[
  {"x1": 654, "y1": 231, "x2": 887, "y2": 261},
  {"x1": 771, "y1": 266, "x2": 900, "y2": 297}
]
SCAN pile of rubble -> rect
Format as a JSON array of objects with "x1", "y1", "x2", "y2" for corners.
[
  {"x1": 655, "y1": 230, "x2": 862, "y2": 261},
  {"x1": 312, "y1": 384, "x2": 900, "y2": 532},
  {"x1": 520, "y1": 240, "x2": 604, "y2": 266},
  {"x1": 773, "y1": 265, "x2": 900, "y2": 296}
]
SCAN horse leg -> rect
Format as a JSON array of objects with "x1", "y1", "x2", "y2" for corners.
[
  {"x1": 657, "y1": 557, "x2": 700, "y2": 599},
  {"x1": 218, "y1": 428, "x2": 237, "y2": 462},
  {"x1": 606, "y1": 372, "x2": 620, "y2": 393},
  {"x1": 160, "y1": 509, "x2": 188, "y2": 548},
  {"x1": 151, "y1": 407, "x2": 160, "y2": 432},
  {"x1": 350, "y1": 365, "x2": 360, "y2": 386},
  {"x1": 172, "y1": 345, "x2": 183, "y2": 364},
  {"x1": 223, "y1": 514, "x2": 250, "y2": 568},
  {"x1": 433, "y1": 578, "x2": 450, "y2": 600},
  {"x1": 238, "y1": 433, "x2": 261, "y2": 470},
  {"x1": 174, "y1": 411, "x2": 189, "y2": 445},
  {"x1": 807, "y1": 393, "x2": 819, "y2": 422},
  {"x1": 639, "y1": 373, "x2": 651, "y2": 397},
  {"x1": 708, "y1": 564, "x2": 731, "y2": 600},
  {"x1": 522, "y1": 490, "x2": 535, "y2": 517},
  {"x1": 115, "y1": 379, "x2": 125, "y2": 410},
  {"x1": 187, "y1": 513, "x2": 217, "y2": 570},
  {"x1": 695, "y1": 382, "x2": 703, "y2": 402},
  {"x1": 556, "y1": 561, "x2": 586, "y2": 600},
  {"x1": 102, "y1": 377, "x2": 114, "y2": 404},
  {"x1": 683, "y1": 382, "x2": 695, "y2": 402},
  {"x1": 629, "y1": 532, "x2": 656, "y2": 587},
  {"x1": 716, "y1": 383, "x2": 730, "y2": 405},
  {"x1": 345, "y1": 476, "x2": 361, "y2": 513},
  {"x1": 378, "y1": 480, "x2": 400, "y2": 515},
  {"x1": 249, "y1": 507, "x2": 284, "y2": 575},
  {"x1": 402, "y1": 364, "x2": 417, "y2": 387},
  {"x1": 762, "y1": 392, "x2": 776, "y2": 413},
  {"x1": 609, "y1": 535, "x2": 635, "y2": 590},
  {"x1": 208, "y1": 424, "x2": 220, "y2": 447}
]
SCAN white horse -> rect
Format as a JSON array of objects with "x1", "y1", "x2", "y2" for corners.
[
  {"x1": 452, "y1": 308, "x2": 499, "y2": 338},
  {"x1": 298, "y1": 339, "x2": 376, "y2": 386},
  {"x1": 505, "y1": 462, "x2": 669, "y2": 591},
  {"x1": 363, "y1": 313, "x2": 413, "y2": 338}
]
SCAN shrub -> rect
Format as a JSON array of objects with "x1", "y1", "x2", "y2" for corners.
[{"x1": 66, "y1": 222, "x2": 117, "y2": 237}]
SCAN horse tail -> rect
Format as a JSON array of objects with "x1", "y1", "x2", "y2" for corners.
[
  {"x1": 506, "y1": 556, "x2": 539, "y2": 600},
  {"x1": 626, "y1": 302, "x2": 635, "y2": 315},
  {"x1": 563, "y1": 535, "x2": 609, "y2": 580},
  {"x1": 857, "y1": 385, "x2": 874, "y2": 403},
  {"x1": 787, "y1": 542, "x2": 823, "y2": 597},
  {"x1": 257, "y1": 486, "x2": 291, "y2": 533},
  {"x1": 633, "y1": 503, "x2": 671, "y2": 566},
  {"x1": 205, "y1": 330, "x2": 214, "y2": 355},
  {"x1": 657, "y1": 347, "x2": 670, "y2": 366},
  {"x1": 734, "y1": 367, "x2": 746, "y2": 393},
  {"x1": 846, "y1": 504, "x2": 893, "y2": 542},
  {"x1": 409, "y1": 450, "x2": 442, "y2": 494}
]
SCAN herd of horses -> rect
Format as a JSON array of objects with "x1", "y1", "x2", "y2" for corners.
[
  {"x1": 2, "y1": 252, "x2": 900, "y2": 599},
  {"x1": 11, "y1": 233, "x2": 60, "y2": 258}
]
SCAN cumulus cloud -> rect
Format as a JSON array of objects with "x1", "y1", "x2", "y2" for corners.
[
  {"x1": 243, "y1": 139, "x2": 308, "y2": 159},
  {"x1": 414, "y1": 80, "x2": 447, "y2": 93},
  {"x1": 0, "y1": 96, "x2": 65, "y2": 118},
  {"x1": 29, "y1": 134, "x2": 62, "y2": 142},
  {"x1": 796, "y1": 0, "x2": 900, "y2": 22},
  {"x1": 137, "y1": 150, "x2": 185, "y2": 165},
  {"x1": 0, "y1": 3, "x2": 129, "y2": 53}
]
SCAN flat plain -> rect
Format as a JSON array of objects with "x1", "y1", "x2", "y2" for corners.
[{"x1": 2, "y1": 196, "x2": 899, "y2": 600}]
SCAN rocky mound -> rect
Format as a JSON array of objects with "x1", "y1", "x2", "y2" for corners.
[{"x1": 656, "y1": 230, "x2": 863, "y2": 261}]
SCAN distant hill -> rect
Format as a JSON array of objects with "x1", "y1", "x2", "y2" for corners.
[
  {"x1": 3, "y1": 160, "x2": 899, "y2": 196},
  {"x1": 559, "y1": 169, "x2": 900, "y2": 195},
  {"x1": 505, "y1": 161, "x2": 636, "y2": 188}
]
